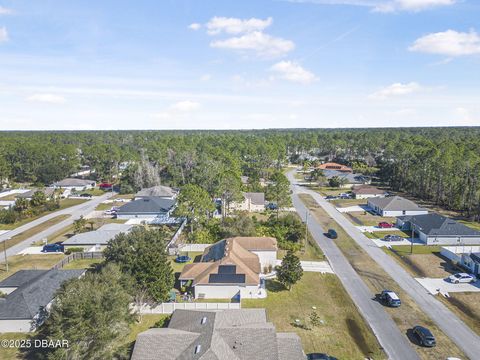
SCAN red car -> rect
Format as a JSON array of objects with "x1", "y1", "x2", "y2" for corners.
[
  {"x1": 99, "y1": 182, "x2": 113, "y2": 189},
  {"x1": 378, "y1": 222, "x2": 394, "y2": 228}
]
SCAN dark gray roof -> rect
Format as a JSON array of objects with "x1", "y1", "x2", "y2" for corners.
[
  {"x1": 398, "y1": 213, "x2": 480, "y2": 237},
  {"x1": 116, "y1": 196, "x2": 176, "y2": 215},
  {"x1": 62, "y1": 223, "x2": 133, "y2": 246},
  {"x1": 470, "y1": 253, "x2": 480, "y2": 263},
  {"x1": 0, "y1": 270, "x2": 46, "y2": 288},
  {"x1": 368, "y1": 196, "x2": 427, "y2": 212},
  {"x1": 52, "y1": 178, "x2": 95, "y2": 187},
  {"x1": 16, "y1": 188, "x2": 56, "y2": 199},
  {"x1": 135, "y1": 185, "x2": 177, "y2": 198},
  {"x1": 244, "y1": 192, "x2": 265, "y2": 205},
  {"x1": 131, "y1": 309, "x2": 305, "y2": 360},
  {"x1": 0, "y1": 269, "x2": 84, "y2": 320}
]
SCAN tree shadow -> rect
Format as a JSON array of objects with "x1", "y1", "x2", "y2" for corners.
[{"x1": 265, "y1": 280, "x2": 287, "y2": 292}]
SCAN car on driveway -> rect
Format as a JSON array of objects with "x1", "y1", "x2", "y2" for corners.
[
  {"x1": 378, "y1": 222, "x2": 394, "y2": 228},
  {"x1": 79, "y1": 193, "x2": 92, "y2": 198},
  {"x1": 326, "y1": 229, "x2": 338, "y2": 239},
  {"x1": 379, "y1": 290, "x2": 401, "y2": 307},
  {"x1": 325, "y1": 195, "x2": 337, "y2": 200},
  {"x1": 412, "y1": 325, "x2": 436, "y2": 347},
  {"x1": 448, "y1": 273, "x2": 477, "y2": 284},
  {"x1": 42, "y1": 243, "x2": 64, "y2": 253},
  {"x1": 383, "y1": 234, "x2": 403, "y2": 242},
  {"x1": 307, "y1": 354, "x2": 338, "y2": 360}
]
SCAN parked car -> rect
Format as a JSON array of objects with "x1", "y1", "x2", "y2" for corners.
[
  {"x1": 266, "y1": 203, "x2": 278, "y2": 210},
  {"x1": 325, "y1": 195, "x2": 337, "y2": 200},
  {"x1": 379, "y1": 290, "x2": 401, "y2": 307},
  {"x1": 448, "y1": 273, "x2": 477, "y2": 284},
  {"x1": 79, "y1": 193, "x2": 92, "y2": 198},
  {"x1": 412, "y1": 326, "x2": 436, "y2": 347},
  {"x1": 175, "y1": 255, "x2": 192, "y2": 263},
  {"x1": 326, "y1": 229, "x2": 338, "y2": 239},
  {"x1": 383, "y1": 234, "x2": 403, "y2": 242},
  {"x1": 378, "y1": 222, "x2": 394, "y2": 228},
  {"x1": 42, "y1": 243, "x2": 64, "y2": 253},
  {"x1": 307, "y1": 354, "x2": 338, "y2": 360}
]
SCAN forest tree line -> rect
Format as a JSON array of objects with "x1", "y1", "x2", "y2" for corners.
[{"x1": 1, "y1": 127, "x2": 479, "y2": 219}]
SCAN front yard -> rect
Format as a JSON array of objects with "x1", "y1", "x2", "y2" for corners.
[
  {"x1": 0, "y1": 254, "x2": 65, "y2": 281},
  {"x1": 344, "y1": 211, "x2": 396, "y2": 227}
]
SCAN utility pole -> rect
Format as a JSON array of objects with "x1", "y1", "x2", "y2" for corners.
[{"x1": 3, "y1": 238, "x2": 8, "y2": 272}]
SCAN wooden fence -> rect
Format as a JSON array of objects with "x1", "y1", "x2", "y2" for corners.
[{"x1": 51, "y1": 251, "x2": 104, "y2": 269}]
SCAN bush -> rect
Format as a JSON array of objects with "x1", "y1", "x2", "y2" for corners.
[{"x1": 64, "y1": 247, "x2": 84, "y2": 255}]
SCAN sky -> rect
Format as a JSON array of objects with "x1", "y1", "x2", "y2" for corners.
[{"x1": 0, "y1": 0, "x2": 479, "y2": 130}]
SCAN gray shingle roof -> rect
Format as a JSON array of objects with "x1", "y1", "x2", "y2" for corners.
[
  {"x1": 52, "y1": 178, "x2": 95, "y2": 187},
  {"x1": 116, "y1": 196, "x2": 176, "y2": 215},
  {"x1": 244, "y1": 192, "x2": 265, "y2": 205},
  {"x1": 135, "y1": 185, "x2": 177, "y2": 198},
  {"x1": 398, "y1": 213, "x2": 480, "y2": 237},
  {"x1": 62, "y1": 223, "x2": 133, "y2": 246},
  {"x1": 0, "y1": 269, "x2": 84, "y2": 320},
  {"x1": 16, "y1": 188, "x2": 56, "y2": 199},
  {"x1": 368, "y1": 196, "x2": 427, "y2": 212},
  {"x1": 131, "y1": 309, "x2": 306, "y2": 360}
]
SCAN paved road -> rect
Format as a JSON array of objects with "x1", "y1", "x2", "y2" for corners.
[
  {"x1": 288, "y1": 176, "x2": 420, "y2": 360},
  {"x1": 288, "y1": 170, "x2": 480, "y2": 360},
  {"x1": 0, "y1": 193, "x2": 113, "y2": 259}
]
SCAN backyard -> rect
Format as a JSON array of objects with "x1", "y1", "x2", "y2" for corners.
[{"x1": 0, "y1": 254, "x2": 65, "y2": 281}]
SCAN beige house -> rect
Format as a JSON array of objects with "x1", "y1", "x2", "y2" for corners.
[
  {"x1": 179, "y1": 237, "x2": 277, "y2": 300},
  {"x1": 229, "y1": 192, "x2": 265, "y2": 212}
]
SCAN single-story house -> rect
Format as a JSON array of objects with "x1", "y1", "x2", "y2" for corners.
[
  {"x1": 318, "y1": 162, "x2": 352, "y2": 173},
  {"x1": 62, "y1": 223, "x2": 134, "y2": 251},
  {"x1": 51, "y1": 178, "x2": 96, "y2": 191},
  {"x1": 323, "y1": 170, "x2": 370, "y2": 188},
  {"x1": 229, "y1": 192, "x2": 265, "y2": 212},
  {"x1": 116, "y1": 196, "x2": 176, "y2": 222},
  {"x1": 0, "y1": 269, "x2": 85, "y2": 332},
  {"x1": 367, "y1": 196, "x2": 428, "y2": 217},
  {"x1": 240, "y1": 176, "x2": 267, "y2": 187},
  {"x1": 179, "y1": 237, "x2": 278, "y2": 299},
  {"x1": 131, "y1": 308, "x2": 306, "y2": 360},
  {"x1": 134, "y1": 185, "x2": 178, "y2": 200},
  {"x1": 16, "y1": 187, "x2": 56, "y2": 201},
  {"x1": 397, "y1": 213, "x2": 480, "y2": 245},
  {"x1": 440, "y1": 246, "x2": 480, "y2": 276},
  {"x1": 352, "y1": 185, "x2": 386, "y2": 199}
]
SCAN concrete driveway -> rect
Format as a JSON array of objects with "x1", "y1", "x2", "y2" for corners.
[
  {"x1": 336, "y1": 205, "x2": 365, "y2": 213},
  {"x1": 17, "y1": 246, "x2": 62, "y2": 255},
  {"x1": 368, "y1": 236, "x2": 424, "y2": 248},
  {"x1": 275, "y1": 259, "x2": 334, "y2": 274},
  {"x1": 416, "y1": 278, "x2": 480, "y2": 296}
]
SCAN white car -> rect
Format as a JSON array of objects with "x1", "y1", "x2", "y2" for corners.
[{"x1": 448, "y1": 273, "x2": 477, "y2": 284}]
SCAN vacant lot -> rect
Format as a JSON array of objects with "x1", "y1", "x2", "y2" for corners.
[
  {"x1": 439, "y1": 292, "x2": 480, "y2": 337},
  {"x1": 243, "y1": 273, "x2": 385, "y2": 359},
  {"x1": 330, "y1": 198, "x2": 366, "y2": 208},
  {"x1": 344, "y1": 211, "x2": 396, "y2": 227},
  {"x1": 299, "y1": 194, "x2": 466, "y2": 360},
  {"x1": 0, "y1": 254, "x2": 64, "y2": 281},
  {"x1": 2, "y1": 214, "x2": 71, "y2": 251}
]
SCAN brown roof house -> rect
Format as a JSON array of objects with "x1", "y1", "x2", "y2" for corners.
[
  {"x1": 229, "y1": 192, "x2": 265, "y2": 213},
  {"x1": 352, "y1": 185, "x2": 387, "y2": 199},
  {"x1": 131, "y1": 308, "x2": 306, "y2": 360},
  {"x1": 318, "y1": 162, "x2": 352, "y2": 173},
  {"x1": 179, "y1": 237, "x2": 277, "y2": 300}
]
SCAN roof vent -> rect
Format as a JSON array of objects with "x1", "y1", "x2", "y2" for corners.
[
  {"x1": 194, "y1": 345, "x2": 202, "y2": 354},
  {"x1": 201, "y1": 316, "x2": 207, "y2": 325}
]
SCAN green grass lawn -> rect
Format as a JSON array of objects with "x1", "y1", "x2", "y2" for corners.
[
  {"x1": 0, "y1": 254, "x2": 65, "y2": 281},
  {"x1": 330, "y1": 198, "x2": 366, "y2": 208},
  {"x1": 73, "y1": 188, "x2": 106, "y2": 196},
  {"x1": 169, "y1": 252, "x2": 204, "y2": 273},
  {"x1": 388, "y1": 245, "x2": 442, "y2": 256},
  {"x1": 0, "y1": 333, "x2": 33, "y2": 360},
  {"x1": 2, "y1": 214, "x2": 71, "y2": 250},
  {"x1": 363, "y1": 230, "x2": 410, "y2": 239},
  {"x1": 61, "y1": 257, "x2": 103, "y2": 270},
  {"x1": 243, "y1": 273, "x2": 385, "y2": 359}
]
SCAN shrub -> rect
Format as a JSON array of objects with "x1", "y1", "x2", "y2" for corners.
[{"x1": 64, "y1": 247, "x2": 84, "y2": 255}]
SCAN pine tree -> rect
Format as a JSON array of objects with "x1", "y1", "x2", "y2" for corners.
[{"x1": 276, "y1": 250, "x2": 303, "y2": 290}]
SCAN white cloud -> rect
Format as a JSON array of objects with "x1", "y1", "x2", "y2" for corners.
[
  {"x1": 409, "y1": 30, "x2": 480, "y2": 56},
  {"x1": 206, "y1": 17, "x2": 273, "y2": 35},
  {"x1": 369, "y1": 82, "x2": 422, "y2": 99},
  {"x1": 210, "y1": 31, "x2": 295, "y2": 58},
  {"x1": 27, "y1": 93, "x2": 66, "y2": 104},
  {"x1": 0, "y1": 27, "x2": 8, "y2": 42},
  {"x1": 188, "y1": 23, "x2": 201, "y2": 31},
  {"x1": 286, "y1": 0, "x2": 456, "y2": 12},
  {"x1": 270, "y1": 61, "x2": 317, "y2": 84},
  {"x1": 200, "y1": 74, "x2": 212, "y2": 81},
  {"x1": 170, "y1": 100, "x2": 200, "y2": 112},
  {"x1": 0, "y1": 6, "x2": 13, "y2": 15}
]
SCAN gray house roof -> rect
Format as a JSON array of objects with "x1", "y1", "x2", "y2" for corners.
[
  {"x1": 116, "y1": 197, "x2": 176, "y2": 215},
  {"x1": 0, "y1": 269, "x2": 84, "y2": 320},
  {"x1": 131, "y1": 309, "x2": 306, "y2": 360},
  {"x1": 368, "y1": 196, "x2": 427, "y2": 212},
  {"x1": 62, "y1": 223, "x2": 133, "y2": 246},
  {"x1": 398, "y1": 213, "x2": 480, "y2": 237},
  {"x1": 16, "y1": 188, "x2": 56, "y2": 199},
  {"x1": 244, "y1": 192, "x2": 265, "y2": 206},
  {"x1": 52, "y1": 178, "x2": 95, "y2": 187},
  {"x1": 135, "y1": 185, "x2": 177, "y2": 198}
]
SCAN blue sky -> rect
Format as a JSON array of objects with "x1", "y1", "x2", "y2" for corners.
[{"x1": 0, "y1": 0, "x2": 479, "y2": 130}]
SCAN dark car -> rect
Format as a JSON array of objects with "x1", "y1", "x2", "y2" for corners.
[
  {"x1": 383, "y1": 234, "x2": 403, "y2": 242},
  {"x1": 266, "y1": 203, "x2": 278, "y2": 210},
  {"x1": 175, "y1": 255, "x2": 192, "y2": 263},
  {"x1": 412, "y1": 326, "x2": 436, "y2": 347},
  {"x1": 42, "y1": 243, "x2": 64, "y2": 253},
  {"x1": 325, "y1": 195, "x2": 337, "y2": 200},
  {"x1": 307, "y1": 354, "x2": 338, "y2": 360},
  {"x1": 379, "y1": 290, "x2": 401, "y2": 307},
  {"x1": 327, "y1": 229, "x2": 338, "y2": 239},
  {"x1": 79, "y1": 193, "x2": 92, "y2": 198}
]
